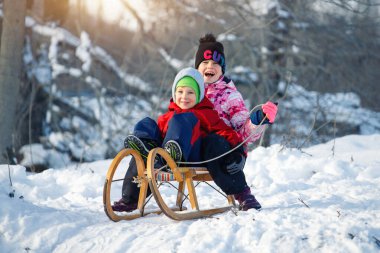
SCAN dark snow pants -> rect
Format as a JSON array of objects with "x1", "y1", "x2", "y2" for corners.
[{"x1": 201, "y1": 133, "x2": 248, "y2": 195}]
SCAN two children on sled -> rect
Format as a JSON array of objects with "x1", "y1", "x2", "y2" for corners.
[{"x1": 112, "y1": 33, "x2": 278, "y2": 212}]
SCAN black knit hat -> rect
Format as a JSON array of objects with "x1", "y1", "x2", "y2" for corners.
[{"x1": 194, "y1": 33, "x2": 226, "y2": 73}]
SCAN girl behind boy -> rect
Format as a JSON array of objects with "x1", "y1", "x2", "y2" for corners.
[{"x1": 195, "y1": 33, "x2": 278, "y2": 211}]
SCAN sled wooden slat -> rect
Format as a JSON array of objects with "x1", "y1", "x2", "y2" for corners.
[
  {"x1": 175, "y1": 167, "x2": 213, "y2": 181},
  {"x1": 155, "y1": 171, "x2": 176, "y2": 181},
  {"x1": 103, "y1": 147, "x2": 236, "y2": 222}
]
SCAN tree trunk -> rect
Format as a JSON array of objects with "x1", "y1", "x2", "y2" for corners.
[
  {"x1": 0, "y1": 0, "x2": 27, "y2": 163},
  {"x1": 29, "y1": 0, "x2": 69, "y2": 24},
  {"x1": 30, "y1": 0, "x2": 45, "y2": 21},
  {"x1": 260, "y1": 2, "x2": 292, "y2": 147}
]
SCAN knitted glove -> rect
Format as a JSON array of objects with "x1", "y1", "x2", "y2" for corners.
[
  {"x1": 225, "y1": 152, "x2": 246, "y2": 174},
  {"x1": 262, "y1": 101, "x2": 278, "y2": 123},
  {"x1": 250, "y1": 101, "x2": 278, "y2": 125}
]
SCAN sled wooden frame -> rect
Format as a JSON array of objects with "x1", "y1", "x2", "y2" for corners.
[{"x1": 103, "y1": 147, "x2": 236, "y2": 221}]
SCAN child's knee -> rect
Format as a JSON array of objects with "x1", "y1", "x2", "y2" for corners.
[
  {"x1": 134, "y1": 117, "x2": 161, "y2": 142},
  {"x1": 170, "y1": 112, "x2": 198, "y2": 125}
]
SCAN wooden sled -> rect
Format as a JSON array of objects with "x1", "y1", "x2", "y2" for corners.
[{"x1": 103, "y1": 147, "x2": 236, "y2": 221}]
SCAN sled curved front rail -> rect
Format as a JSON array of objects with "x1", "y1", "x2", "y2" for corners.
[
  {"x1": 103, "y1": 149, "x2": 148, "y2": 221},
  {"x1": 103, "y1": 148, "x2": 183, "y2": 222}
]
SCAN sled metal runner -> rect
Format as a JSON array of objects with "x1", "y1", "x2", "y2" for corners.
[{"x1": 103, "y1": 148, "x2": 236, "y2": 221}]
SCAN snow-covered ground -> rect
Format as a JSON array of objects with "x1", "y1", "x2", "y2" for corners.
[{"x1": 1, "y1": 134, "x2": 379, "y2": 253}]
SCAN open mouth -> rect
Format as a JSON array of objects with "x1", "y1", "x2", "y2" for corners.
[{"x1": 204, "y1": 71, "x2": 215, "y2": 77}]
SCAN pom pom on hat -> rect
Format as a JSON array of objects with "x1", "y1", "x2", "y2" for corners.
[{"x1": 194, "y1": 33, "x2": 226, "y2": 73}]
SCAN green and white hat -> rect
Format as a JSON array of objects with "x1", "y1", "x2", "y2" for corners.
[{"x1": 172, "y1": 67, "x2": 205, "y2": 104}]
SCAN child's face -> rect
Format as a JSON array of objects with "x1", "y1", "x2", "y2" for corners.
[
  {"x1": 175, "y1": 86, "x2": 197, "y2": 109},
  {"x1": 197, "y1": 60, "x2": 223, "y2": 84}
]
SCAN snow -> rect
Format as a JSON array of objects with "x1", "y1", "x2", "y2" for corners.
[
  {"x1": 76, "y1": 32, "x2": 92, "y2": 73},
  {"x1": 158, "y1": 48, "x2": 185, "y2": 70},
  {"x1": 1, "y1": 134, "x2": 380, "y2": 252},
  {"x1": 25, "y1": 19, "x2": 151, "y2": 94},
  {"x1": 271, "y1": 84, "x2": 380, "y2": 146}
]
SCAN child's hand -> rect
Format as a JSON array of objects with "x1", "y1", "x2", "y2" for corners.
[
  {"x1": 250, "y1": 101, "x2": 278, "y2": 125},
  {"x1": 262, "y1": 101, "x2": 278, "y2": 123}
]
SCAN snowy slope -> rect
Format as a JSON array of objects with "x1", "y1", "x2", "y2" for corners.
[{"x1": 1, "y1": 134, "x2": 380, "y2": 253}]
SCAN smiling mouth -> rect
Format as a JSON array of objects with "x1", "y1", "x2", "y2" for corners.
[{"x1": 204, "y1": 71, "x2": 215, "y2": 77}]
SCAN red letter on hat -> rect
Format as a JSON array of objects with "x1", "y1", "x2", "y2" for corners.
[{"x1": 204, "y1": 50, "x2": 212, "y2": 60}]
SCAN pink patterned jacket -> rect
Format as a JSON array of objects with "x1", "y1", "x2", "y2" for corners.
[{"x1": 204, "y1": 75, "x2": 267, "y2": 151}]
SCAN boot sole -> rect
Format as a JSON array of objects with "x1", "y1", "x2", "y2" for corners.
[{"x1": 124, "y1": 135, "x2": 149, "y2": 158}]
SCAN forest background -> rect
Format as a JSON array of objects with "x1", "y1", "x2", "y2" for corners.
[{"x1": 0, "y1": 0, "x2": 379, "y2": 169}]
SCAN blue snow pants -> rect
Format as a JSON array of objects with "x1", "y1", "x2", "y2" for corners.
[{"x1": 122, "y1": 114, "x2": 201, "y2": 203}]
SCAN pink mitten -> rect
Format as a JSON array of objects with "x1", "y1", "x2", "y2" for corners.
[{"x1": 262, "y1": 101, "x2": 278, "y2": 123}]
